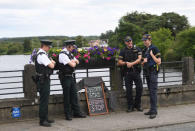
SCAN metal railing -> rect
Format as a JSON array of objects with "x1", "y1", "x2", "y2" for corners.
[
  {"x1": 50, "y1": 68, "x2": 111, "y2": 94},
  {"x1": 0, "y1": 60, "x2": 185, "y2": 99},
  {"x1": 142, "y1": 61, "x2": 183, "y2": 87},
  {"x1": 0, "y1": 70, "x2": 24, "y2": 99}
]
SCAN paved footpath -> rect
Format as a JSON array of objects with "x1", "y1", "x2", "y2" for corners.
[{"x1": 1, "y1": 104, "x2": 195, "y2": 131}]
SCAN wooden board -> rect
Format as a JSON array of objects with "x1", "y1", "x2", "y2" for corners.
[{"x1": 85, "y1": 84, "x2": 108, "y2": 116}]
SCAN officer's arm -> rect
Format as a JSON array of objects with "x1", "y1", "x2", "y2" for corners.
[
  {"x1": 118, "y1": 59, "x2": 126, "y2": 66},
  {"x1": 150, "y1": 50, "x2": 161, "y2": 65},
  {"x1": 117, "y1": 50, "x2": 126, "y2": 66},
  {"x1": 131, "y1": 55, "x2": 142, "y2": 66},
  {"x1": 68, "y1": 61, "x2": 77, "y2": 67},
  {"x1": 73, "y1": 57, "x2": 79, "y2": 64},
  {"x1": 130, "y1": 49, "x2": 142, "y2": 66},
  {"x1": 40, "y1": 54, "x2": 55, "y2": 69},
  {"x1": 48, "y1": 62, "x2": 55, "y2": 69}
]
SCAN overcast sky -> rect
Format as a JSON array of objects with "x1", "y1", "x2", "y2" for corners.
[{"x1": 0, "y1": 0, "x2": 195, "y2": 38}]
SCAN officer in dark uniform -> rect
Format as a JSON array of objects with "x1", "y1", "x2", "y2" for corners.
[
  {"x1": 35, "y1": 40, "x2": 56, "y2": 127},
  {"x1": 141, "y1": 34, "x2": 161, "y2": 119},
  {"x1": 58, "y1": 40, "x2": 86, "y2": 120},
  {"x1": 118, "y1": 36, "x2": 143, "y2": 112}
]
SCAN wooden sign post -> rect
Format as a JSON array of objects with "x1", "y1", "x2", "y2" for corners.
[{"x1": 85, "y1": 84, "x2": 108, "y2": 116}]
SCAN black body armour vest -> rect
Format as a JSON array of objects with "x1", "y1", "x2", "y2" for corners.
[
  {"x1": 58, "y1": 51, "x2": 75, "y2": 75},
  {"x1": 35, "y1": 52, "x2": 53, "y2": 76},
  {"x1": 123, "y1": 47, "x2": 141, "y2": 73}
]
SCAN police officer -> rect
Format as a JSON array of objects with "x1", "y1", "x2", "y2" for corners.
[
  {"x1": 141, "y1": 34, "x2": 161, "y2": 119},
  {"x1": 35, "y1": 40, "x2": 56, "y2": 127},
  {"x1": 118, "y1": 36, "x2": 143, "y2": 112},
  {"x1": 58, "y1": 40, "x2": 86, "y2": 121}
]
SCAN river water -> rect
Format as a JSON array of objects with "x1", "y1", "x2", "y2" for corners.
[{"x1": 0, "y1": 55, "x2": 183, "y2": 99}]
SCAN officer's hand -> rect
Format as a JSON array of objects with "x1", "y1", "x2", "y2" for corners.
[
  {"x1": 142, "y1": 58, "x2": 148, "y2": 65},
  {"x1": 127, "y1": 62, "x2": 133, "y2": 68},
  {"x1": 144, "y1": 58, "x2": 147, "y2": 62},
  {"x1": 71, "y1": 60, "x2": 76, "y2": 63},
  {"x1": 51, "y1": 60, "x2": 56, "y2": 64},
  {"x1": 150, "y1": 50, "x2": 154, "y2": 56}
]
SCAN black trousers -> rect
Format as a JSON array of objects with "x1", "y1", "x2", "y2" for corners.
[
  {"x1": 59, "y1": 75, "x2": 81, "y2": 116},
  {"x1": 124, "y1": 71, "x2": 143, "y2": 109},
  {"x1": 145, "y1": 70, "x2": 158, "y2": 114},
  {"x1": 38, "y1": 78, "x2": 50, "y2": 122}
]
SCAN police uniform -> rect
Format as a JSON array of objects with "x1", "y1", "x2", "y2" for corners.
[
  {"x1": 119, "y1": 37, "x2": 143, "y2": 112},
  {"x1": 35, "y1": 40, "x2": 54, "y2": 126},
  {"x1": 142, "y1": 35, "x2": 161, "y2": 118},
  {"x1": 58, "y1": 40, "x2": 85, "y2": 120}
]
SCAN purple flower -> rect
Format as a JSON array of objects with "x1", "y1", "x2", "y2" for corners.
[{"x1": 29, "y1": 48, "x2": 37, "y2": 64}]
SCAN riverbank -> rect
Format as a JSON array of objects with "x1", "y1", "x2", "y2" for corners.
[{"x1": 1, "y1": 103, "x2": 195, "y2": 131}]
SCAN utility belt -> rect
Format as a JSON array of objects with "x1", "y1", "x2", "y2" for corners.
[
  {"x1": 148, "y1": 64, "x2": 160, "y2": 72},
  {"x1": 58, "y1": 71, "x2": 74, "y2": 78},
  {"x1": 36, "y1": 73, "x2": 51, "y2": 78},
  {"x1": 32, "y1": 73, "x2": 50, "y2": 85},
  {"x1": 126, "y1": 68, "x2": 135, "y2": 72}
]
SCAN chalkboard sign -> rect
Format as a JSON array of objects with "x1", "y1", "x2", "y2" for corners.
[{"x1": 85, "y1": 84, "x2": 108, "y2": 116}]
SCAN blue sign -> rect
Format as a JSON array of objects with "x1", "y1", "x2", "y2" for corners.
[{"x1": 12, "y1": 107, "x2": 21, "y2": 118}]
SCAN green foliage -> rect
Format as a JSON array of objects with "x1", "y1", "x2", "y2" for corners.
[
  {"x1": 150, "y1": 28, "x2": 174, "y2": 60},
  {"x1": 174, "y1": 27, "x2": 195, "y2": 59},
  {"x1": 108, "y1": 34, "x2": 119, "y2": 47},
  {"x1": 100, "y1": 30, "x2": 114, "y2": 40},
  {"x1": 160, "y1": 12, "x2": 190, "y2": 37},
  {"x1": 0, "y1": 46, "x2": 8, "y2": 55},
  {"x1": 116, "y1": 20, "x2": 142, "y2": 47},
  {"x1": 121, "y1": 11, "x2": 159, "y2": 33},
  {"x1": 75, "y1": 36, "x2": 88, "y2": 47},
  {"x1": 7, "y1": 43, "x2": 23, "y2": 55},
  {"x1": 101, "y1": 11, "x2": 191, "y2": 61},
  {"x1": 23, "y1": 39, "x2": 32, "y2": 53}
]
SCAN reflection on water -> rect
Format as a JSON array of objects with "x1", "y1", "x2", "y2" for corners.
[{"x1": 0, "y1": 55, "x2": 184, "y2": 99}]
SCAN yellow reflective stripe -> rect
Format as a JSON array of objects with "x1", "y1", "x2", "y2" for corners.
[{"x1": 155, "y1": 53, "x2": 161, "y2": 57}]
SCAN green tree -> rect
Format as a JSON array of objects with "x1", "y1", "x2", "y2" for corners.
[
  {"x1": 174, "y1": 27, "x2": 195, "y2": 59},
  {"x1": 150, "y1": 28, "x2": 174, "y2": 60},
  {"x1": 100, "y1": 30, "x2": 114, "y2": 40},
  {"x1": 23, "y1": 39, "x2": 32, "y2": 53},
  {"x1": 7, "y1": 44, "x2": 21, "y2": 55},
  {"x1": 0, "y1": 46, "x2": 8, "y2": 55},
  {"x1": 75, "y1": 36, "x2": 88, "y2": 47},
  {"x1": 160, "y1": 12, "x2": 190, "y2": 37},
  {"x1": 116, "y1": 20, "x2": 142, "y2": 47}
]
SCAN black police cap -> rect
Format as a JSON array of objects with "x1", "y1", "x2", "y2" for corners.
[
  {"x1": 142, "y1": 34, "x2": 152, "y2": 41},
  {"x1": 40, "y1": 40, "x2": 53, "y2": 47},
  {"x1": 64, "y1": 40, "x2": 76, "y2": 46},
  {"x1": 124, "y1": 36, "x2": 132, "y2": 42}
]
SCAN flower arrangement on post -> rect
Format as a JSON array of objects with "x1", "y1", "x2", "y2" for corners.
[
  {"x1": 73, "y1": 48, "x2": 91, "y2": 63},
  {"x1": 48, "y1": 48, "x2": 62, "y2": 61},
  {"x1": 47, "y1": 46, "x2": 119, "y2": 67}
]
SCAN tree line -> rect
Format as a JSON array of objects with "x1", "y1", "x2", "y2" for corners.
[
  {"x1": 100, "y1": 11, "x2": 195, "y2": 61},
  {"x1": 0, "y1": 36, "x2": 98, "y2": 55}
]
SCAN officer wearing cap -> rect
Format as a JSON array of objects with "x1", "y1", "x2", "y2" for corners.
[
  {"x1": 35, "y1": 40, "x2": 56, "y2": 127},
  {"x1": 118, "y1": 36, "x2": 143, "y2": 113},
  {"x1": 58, "y1": 40, "x2": 86, "y2": 120},
  {"x1": 141, "y1": 34, "x2": 161, "y2": 119}
]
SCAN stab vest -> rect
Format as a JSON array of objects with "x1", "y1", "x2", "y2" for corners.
[
  {"x1": 58, "y1": 51, "x2": 75, "y2": 75},
  {"x1": 35, "y1": 52, "x2": 53, "y2": 76},
  {"x1": 123, "y1": 47, "x2": 141, "y2": 72}
]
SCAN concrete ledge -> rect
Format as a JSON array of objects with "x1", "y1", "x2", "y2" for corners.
[{"x1": 0, "y1": 84, "x2": 195, "y2": 121}]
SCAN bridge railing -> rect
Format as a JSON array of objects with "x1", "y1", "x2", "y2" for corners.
[
  {"x1": 0, "y1": 57, "x2": 194, "y2": 99},
  {"x1": 0, "y1": 70, "x2": 24, "y2": 99}
]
